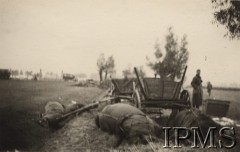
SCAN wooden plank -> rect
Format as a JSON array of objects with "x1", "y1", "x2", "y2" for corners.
[
  {"x1": 143, "y1": 78, "x2": 163, "y2": 99},
  {"x1": 113, "y1": 79, "x2": 135, "y2": 94},
  {"x1": 140, "y1": 108, "x2": 163, "y2": 114},
  {"x1": 134, "y1": 67, "x2": 148, "y2": 100}
]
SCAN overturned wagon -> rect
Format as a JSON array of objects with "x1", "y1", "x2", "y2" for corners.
[{"x1": 133, "y1": 66, "x2": 191, "y2": 114}]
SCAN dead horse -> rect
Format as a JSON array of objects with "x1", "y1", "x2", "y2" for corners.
[
  {"x1": 167, "y1": 108, "x2": 223, "y2": 144},
  {"x1": 35, "y1": 101, "x2": 84, "y2": 129},
  {"x1": 95, "y1": 103, "x2": 161, "y2": 147},
  {"x1": 168, "y1": 108, "x2": 222, "y2": 132}
]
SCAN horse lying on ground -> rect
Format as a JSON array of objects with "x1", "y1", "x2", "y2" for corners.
[
  {"x1": 34, "y1": 101, "x2": 84, "y2": 129},
  {"x1": 95, "y1": 103, "x2": 162, "y2": 147},
  {"x1": 167, "y1": 108, "x2": 236, "y2": 147},
  {"x1": 168, "y1": 108, "x2": 222, "y2": 133}
]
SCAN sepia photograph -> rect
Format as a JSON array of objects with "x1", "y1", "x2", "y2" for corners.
[{"x1": 0, "y1": 0, "x2": 240, "y2": 151}]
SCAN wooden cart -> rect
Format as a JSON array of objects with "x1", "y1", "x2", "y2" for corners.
[
  {"x1": 133, "y1": 66, "x2": 191, "y2": 114},
  {"x1": 108, "y1": 78, "x2": 136, "y2": 103}
]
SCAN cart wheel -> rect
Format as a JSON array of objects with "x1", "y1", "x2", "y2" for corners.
[
  {"x1": 180, "y1": 90, "x2": 191, "y2": 107},
  {"x1": 133, "y1": 90, "x2": 141, "y2": 108}
]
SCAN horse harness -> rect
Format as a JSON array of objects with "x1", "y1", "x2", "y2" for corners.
[{"x1": 100, "y1": 113, "x2": 152, "y2": 137}]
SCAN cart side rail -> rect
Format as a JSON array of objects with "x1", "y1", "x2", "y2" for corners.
[{"x1": 111, "y1": 78, "x2": 135, "y2": 95}]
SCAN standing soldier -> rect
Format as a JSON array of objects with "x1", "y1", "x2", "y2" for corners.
[
  {"x1": 207, "y1": 81, "x2": 213, "y2": 96},
  {"x1": 191, "y1": 69, "x2": 203, "y2": 109}
]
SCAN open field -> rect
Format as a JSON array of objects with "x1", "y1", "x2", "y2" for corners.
[
  {"x1": 1, "y1": 80, "x2": 240, "y2": 151},
  {"x1": 190, "y1": 88, "x2": 240, "y2": 120},
  {"x1": 42, "y1": 87, "x2": 240, "y2": 152},
  {"x1": 0, "y1": 80, "x2": 103, "y2": 151}
]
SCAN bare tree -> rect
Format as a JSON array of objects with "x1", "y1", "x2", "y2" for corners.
[
  {"x1": 11, "y1": 70, "x2": 19, "y2": 78},
  {"x1": 97, "y1": 53, "x2": 106, "y2": 82},
  {"x1": 20, "y1": 70, "x2": 23, "y2": 76},
  {"x1": 104, "y1": 55, "x2": 115, "y2": 80},
  {"x1": 25, "y1": 71, "x2": 33, "y2": 79},
  {"x1": 97, "y1": 53, "x2": 115, "y2": 82}
]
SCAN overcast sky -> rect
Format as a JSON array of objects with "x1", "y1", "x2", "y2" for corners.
[{"x1": 0, "y1": 0, "x2": 239, "y2": 86}]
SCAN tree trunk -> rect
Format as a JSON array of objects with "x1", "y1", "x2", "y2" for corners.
[
  {"x1": 104, "y1": 71, "x2": 108, "y2": 80},
  {"x1": 99, "y1": 69, "x2": 103, "y2": 82}
]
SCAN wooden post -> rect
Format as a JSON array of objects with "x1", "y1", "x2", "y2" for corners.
[
  {"x1": 180, "y1": 66, "x2": 188, "y2": 88},
  {"x1": 134, "y1": 67, "x2": 148, "y2": 100},
  {"x1": 172, "y1": 66, "x2": 188, "y2": 99}
]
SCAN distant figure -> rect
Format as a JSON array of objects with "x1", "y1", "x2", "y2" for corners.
[
  {"x1": 191, "y1": 69, "x2": 203, "y2": 109},
  {"x1": 207, "y1": 81, "x2": 213, "y2": 96}
]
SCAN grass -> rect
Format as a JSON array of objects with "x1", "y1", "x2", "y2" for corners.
[
  {"x1": 190, "y1": 88, "x2": 240, "y2": 120},
  {"x1": 1, "y1": 80, "x2": 240, "y2": 151},
  {"x1": 42, "y1": 87, "x2": 240, "y2": 152},
  {"x1": 0, "y1": 79, "x2": 103, "y2": 151}
]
